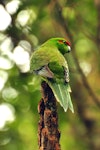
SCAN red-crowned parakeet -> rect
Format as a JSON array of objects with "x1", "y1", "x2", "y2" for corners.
[{"x1": 30, "y1": 37, "x2": 74, "y2": 113}]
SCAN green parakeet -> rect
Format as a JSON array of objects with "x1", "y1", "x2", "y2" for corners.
[{"x1": 30, "y1": 37, "x2": 74, "y2": 113}]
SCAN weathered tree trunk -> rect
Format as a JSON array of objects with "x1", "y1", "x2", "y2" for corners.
[{"x1": 38, "y1": 81, "x2": 61, "y2": 150}]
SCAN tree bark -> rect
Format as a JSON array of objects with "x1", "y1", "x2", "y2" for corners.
[{"x1": 38, "y1": 81, "x2": 61, "y2": 150}]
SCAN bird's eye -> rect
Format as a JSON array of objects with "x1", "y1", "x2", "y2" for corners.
[
  {"x1": 63, "y1": 41, "x2": 71, "y2": 46},
  {"x1": 63, "y1": 40, "x2": 66, "y2": 43},
  {"x1": 58, "y1": 40, "x2": 71, "y2": 46},
  {"x1": 63, "y1": 41, "x2": 71, "y2": 52}
]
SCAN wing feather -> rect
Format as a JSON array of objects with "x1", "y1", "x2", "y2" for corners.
[{"x1": 47, "y1": 81, "x2": 74, "y2": 113}]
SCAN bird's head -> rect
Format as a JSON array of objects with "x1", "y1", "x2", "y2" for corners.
[{"x1": 48, "y1": 38, "x2": 71, "y2": 55}]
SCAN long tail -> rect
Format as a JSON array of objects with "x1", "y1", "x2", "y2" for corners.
[{"x1": 47, "y1": 81, "x2": 74, "y2": 113}]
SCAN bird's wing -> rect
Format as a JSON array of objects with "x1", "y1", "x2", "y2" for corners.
[
  {"x1": 45, "y1": 62, "x2": 74, "y2": 112},
  {"x1": 35, "y1": 65, "x2": 54, "y2": 78}
]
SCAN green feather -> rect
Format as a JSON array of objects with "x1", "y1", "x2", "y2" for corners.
[
  {"x1": 30, "y1": 37, "x2": 74, "y2": 113},
  {"x1": 47, "y1": 81, "x2": 74, "y2": 113}
]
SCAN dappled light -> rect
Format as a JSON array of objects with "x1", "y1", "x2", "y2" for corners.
[
  {"x1": 0, "y1": 103, "x2": 15, "y2": 129},
  {"x1": 0, "y1": 71, "x2": 8, "y2": 91},
  {"x1": 0, "y1": 5, "x2": 11, "y2": 31},
  {"x1": 13, "y1": 45, "x2": 30, "y2": 72},
  {"x1": 16, "y1": 10, "x2": 30, "y2": 27},
  {"x1": 6, "y1": 0, "x2": 21, "y2": 15},
  {"x1": 0, "y1": 37, "x2": 14, "y2": 53},
  {"x1": 2, "y1": 87, "x2": 19, "y2": 102},
  {"x1": 79, "y1": 61, "x2": 92, "y2": 76},
  {"x1": 0, "y1": 57, "x2": 14, "y2": 70},
  {"x1": 0, "y1": 0, "x2": 100, "y2": 150}
]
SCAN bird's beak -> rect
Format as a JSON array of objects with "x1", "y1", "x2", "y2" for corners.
[{"x1": 67, "y1": 46, "x2": 71, "y2": 53}]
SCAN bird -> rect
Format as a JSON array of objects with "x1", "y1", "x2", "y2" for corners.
[{"x1": 30, "y1": 37, "x2": 74, "y2": 113}]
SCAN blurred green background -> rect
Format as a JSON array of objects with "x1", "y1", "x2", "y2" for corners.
[{"x1": 0, "y1": 0, "x2": 100, "y2": 150}]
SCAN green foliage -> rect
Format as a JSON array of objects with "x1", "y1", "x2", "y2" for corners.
[{"x1": 0, "y1": 0, "x2": 100, "y2": 150}]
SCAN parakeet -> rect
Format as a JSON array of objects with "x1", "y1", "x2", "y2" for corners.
[{"x1": 30, "y1": 37, "x2": 74, "y2": 113}]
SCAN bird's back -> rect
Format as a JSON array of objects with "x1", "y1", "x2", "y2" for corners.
[{"x1": 30, "y1": 44, "x2": 68, "y2": 72}]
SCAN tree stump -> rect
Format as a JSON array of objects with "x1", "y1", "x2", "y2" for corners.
[{"x1": 38, "y1": 81, "x2": 61, "y2": 150}]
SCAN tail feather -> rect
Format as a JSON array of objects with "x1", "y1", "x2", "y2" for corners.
[{"x1": 47, "y1": 81, "x2": 74, "y2": 113}]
